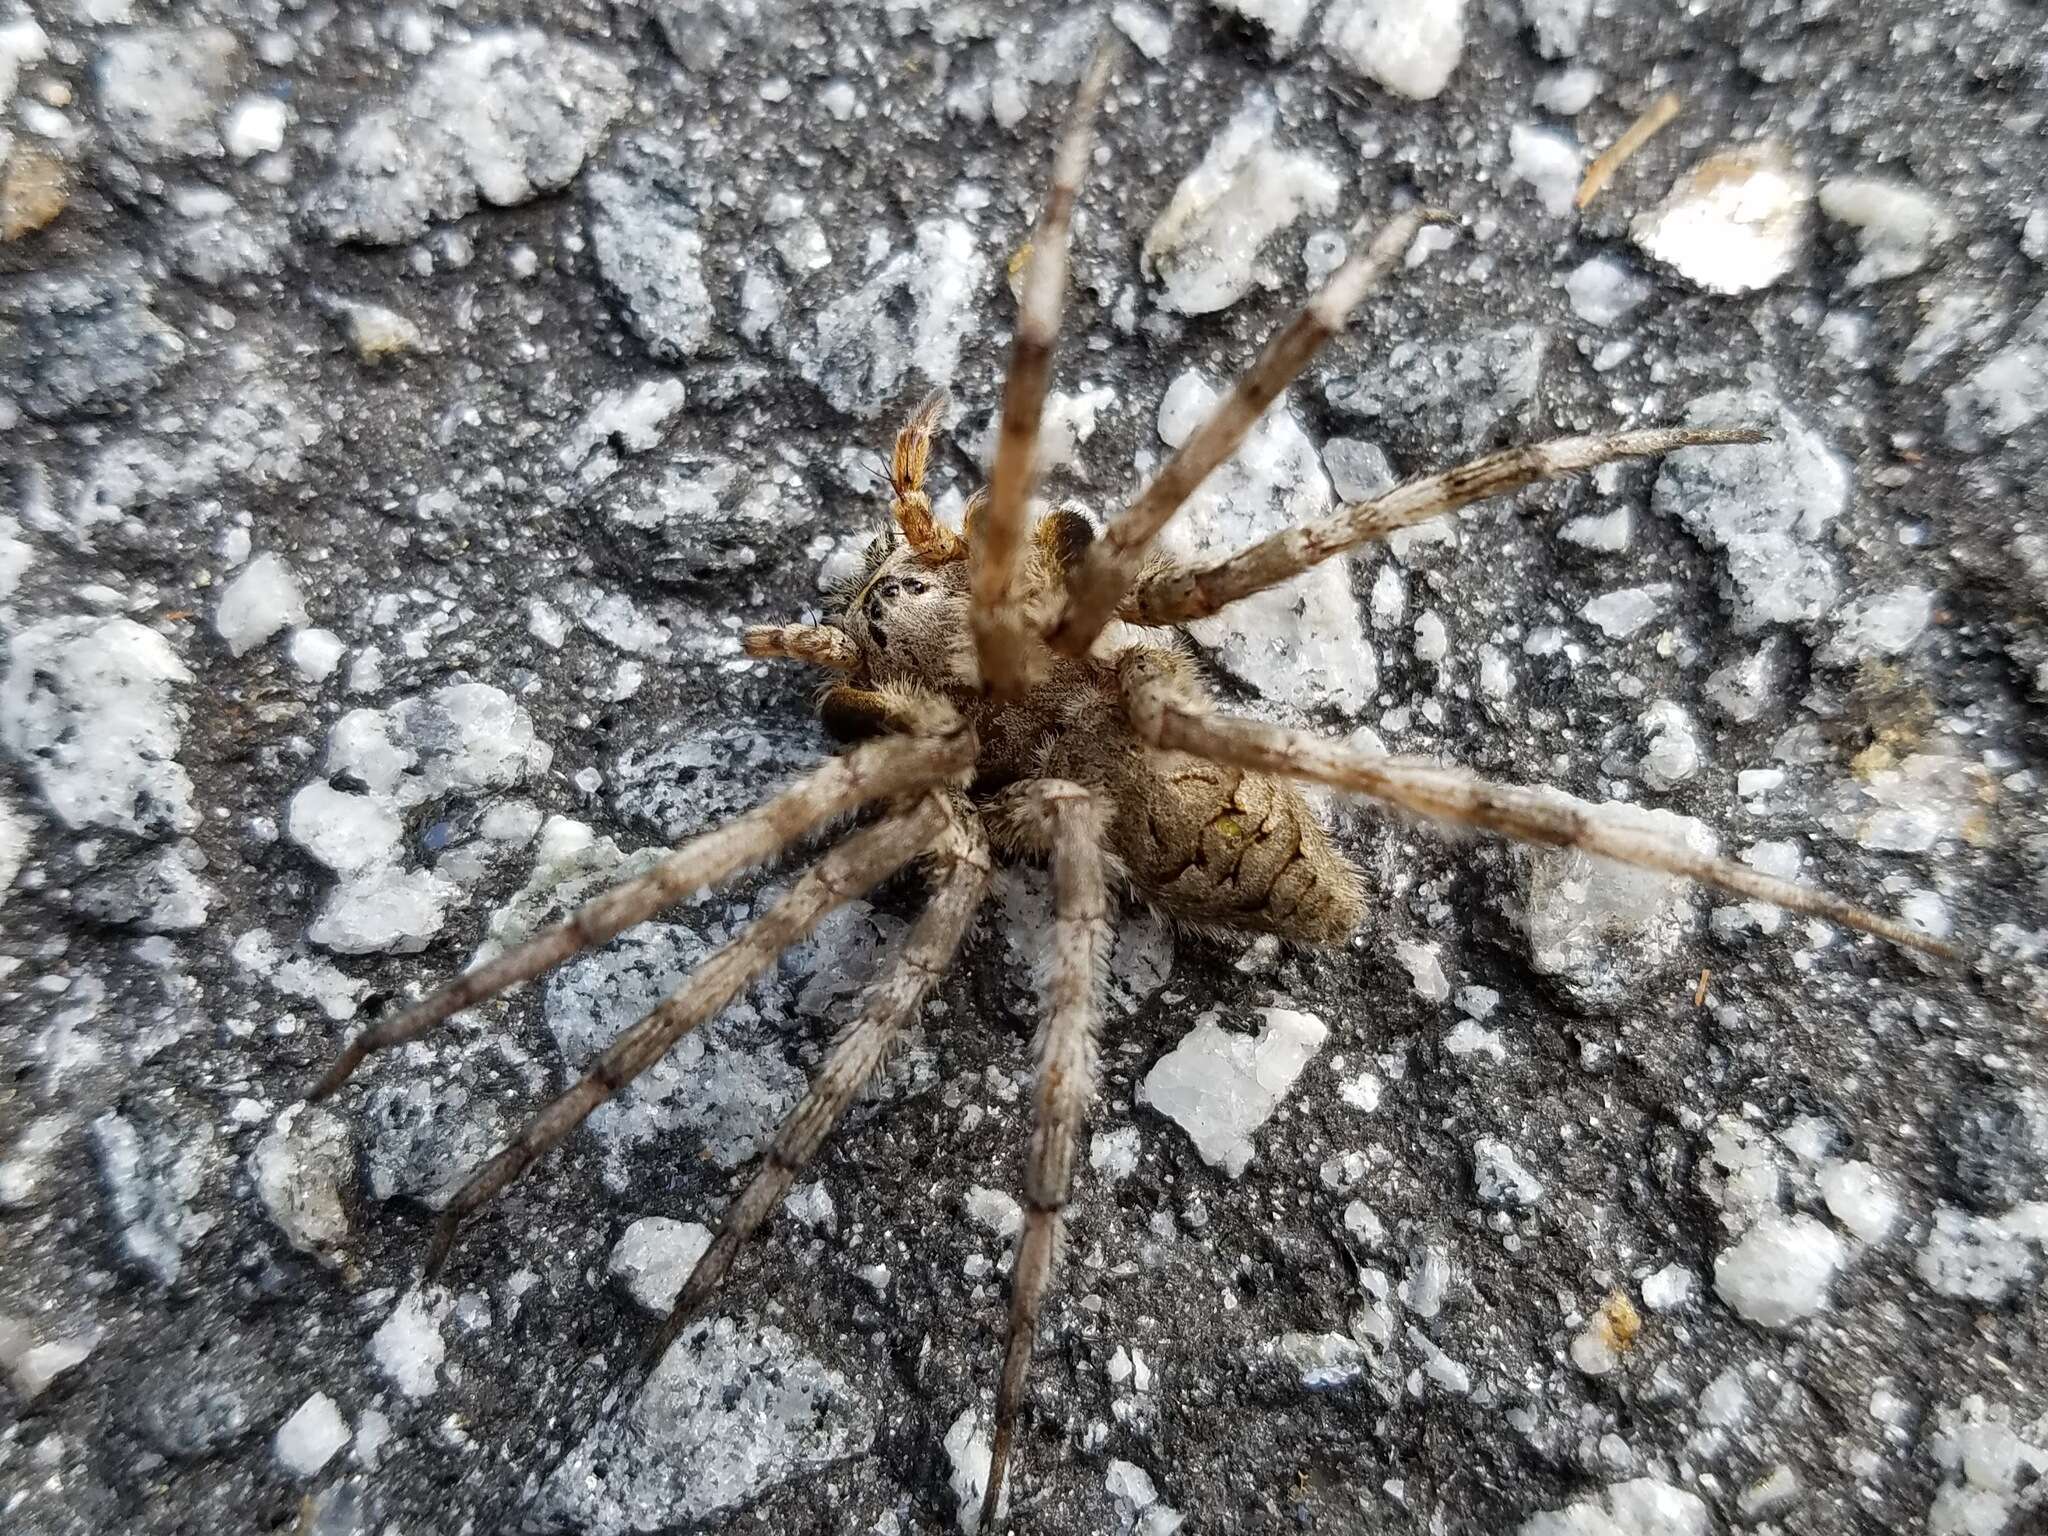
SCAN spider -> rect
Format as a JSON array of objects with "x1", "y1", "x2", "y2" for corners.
[{"x1": 308, "y1": 40, "x2": 1954, "y2": 1530}]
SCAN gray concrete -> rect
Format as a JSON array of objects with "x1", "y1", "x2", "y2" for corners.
[{"x1": 2, "y1": 2, "x2": 2044, "y2": 1533}]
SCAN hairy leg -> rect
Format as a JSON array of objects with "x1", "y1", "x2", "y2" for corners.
[
  {"x1": 971, "y1": 39, "x2": 1117, "y2": 702},
  {"x1": 644, "y1": 804, "x2": 993, "y2": 1364},
  {"x1": 982, "y1": 781, "x2": 1109, "y2": 1530},
  {"x1": 889, "y1": 390, "x2": 967, "y2": 564},
  {"x1": 742, "y1": 623, "x2": 860, "y2": 671},
  {"x1": 306, "y1": 716, "x2": 975, "y2": 1100},
  {"x1": 1119, "y1": 652, "x2": 1956, "y2": 960},
  {"x1": 1046, "y1": 206, "x2": 1448, "y2": 658},
  {"x1": 426, "y1": 797, "x2": 953, "y2": 1276},
  {"x1": 1122, "y1": 426, "x2": 1767, "y2": 626}
]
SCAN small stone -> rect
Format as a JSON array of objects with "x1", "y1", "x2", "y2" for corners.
[
  {"x1": 224, "y1": 95, "x2": 288, "y2": 158},
  {"x1": 1915, "y1": 1203, "x2": 2048, "y2": 1304},
  {"x1": 290, "y1": 628, "x2": 347, "y2": 683},
  {"x1": 0, "y1": 1315, "x2": 102, "y2": 1401},
  {"x1": 1517, "y1": 1478, "x2": 1708, "y2": 1536},
  {"x1": 1943, "y1": 298, "x2": 2048, "y2": 452},
  {"x1": 965, "y1": 1185, "x2": 1023, "y2": 1241},
  {"x1": 1508, "y1": 124, "x2": 1582, "y2": 217},
  {"x1": 1395, "y1": 939, "x2": 1450, "y2": 1002},
  {"x1": 1274, "y1": 1330, "x2": 1368, "y2": 1389},
  {"x1": 274, "y1": 1392, "x2": 351, "y2": 1477},
  {"x1": 1652, "y1": 388, "x2": 1847, "y2": 629},
  {"x1": 1714, "y1": 1213, "x2": 1846, "y2": 1328},
  {"x1": 333, "y1": 299, "x2": 425, "y2": 362},
  {"x1": 1520, "y1": 0, "x2": 1590, "y2": 57},
  {"x1": 1142, "y1": 94, "x2": 1339, "y2": 315},
  {"x1": 944, "y1": 1407, "x2": 1004, "y2": 1534},
  {"x1": 2, "y1": 144, "x2": 68, "y2": 240},
  {"x1": 1091, "y1": 1127, "x2": 1141, "y2": 1181},
  {"x1": 608, "y1": 1217, "x2": 714, "y2": 1313},
  {"x1": 308, "y1": 31, "x2": 629, "y2": 245},
  {"x1": 215, "y1": 552, "x2": 308, "y2": 657},
  {"x1": 1818, "y1": 1159, "x2": 1900, "y2": 1244},
  {"x1": 1638, "y1": 700, "x2": 1701, "y2": 790},
  {"x1": 1563, "y1": 255, "x2": 1651, "y2": 327},
  {"x1": 793, "y1": 219, "x2": 986, "y2": 420},
  {"x1": 91, "y1": 1110, "x2": 217, "y2": 1286},
  {"x1": 1632, "y1": 143, "x2": 1812, "y2": 295},
  {"x1": 1472, "y1": 1136, "x2": 1546, "y2": 1208},
  {"x1": 1640, "y1": 1263, "x2": 1694, "y2": 1312},
  {"x1": 1818, "y1": 176, "x2": 1956, "y2": 286},
  {"x1": 1140, "y1": 1006, "x2": 1329, "y2": 1177},
  {"x1": 94, "y1": 26, "x2": 240, "y2": 162},
  {"x1": 1524, "y1": 797, "x2": 1715, "y2": 1011},
  {"x1": 370, "y1": 1288, "x2": 449, "y2": 1399},
  {"x1": 586, "y1": 136, "x2": 714, "y2": 362},
  {"x1": 1153, "y1": 370, "x2": 1375, "y2": 714},
  {"x1": 251, "y1": 1105, "x2": 353, "y2": 1262},
  {"x1": 1319, "y1": 0, "x2": 1466, "y2": 101}
]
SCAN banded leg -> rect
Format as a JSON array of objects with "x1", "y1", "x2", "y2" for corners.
[
  {"x1": 742, "y1": 623, "x2": 860, "y2": 671},
  {"x1": 1122, "y1": 426, "x2": 1768, "y2": 626},
  {"x1": 306, "y1": 720, "x2": 974, "y2": 1100},
  {"x1": 890, "y1": 391, "x2": 967, "y2": 564},
  {"x1": 1119, "y1": 653, "x2": 1957, "y2": 960},
  {"x1": 971, "y1": 38, "x2": 1117, "y2": 702},
  {"x1": 645, "y1": 807, "x2": 993, "y2": 1364},
  {"x1": 982, "y1": 782, "x2": 1110, "y2": 1530},
  {"x1": 425, "y1": 798, "x2": 951, "y2": 1276},
  {"x1": 1046, "y1": 206, "x2": 1448, "y2": 658}
]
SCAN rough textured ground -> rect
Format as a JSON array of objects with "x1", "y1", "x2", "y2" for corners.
[{"x1": 3, "y1": 2, "x2": 2046, "y2": 1534}]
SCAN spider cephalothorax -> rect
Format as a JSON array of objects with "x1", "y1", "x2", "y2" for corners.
[{"x1": 309, "y1": 37, "x2": 1956, "y2": 1530}]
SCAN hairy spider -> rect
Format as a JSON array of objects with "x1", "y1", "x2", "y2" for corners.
[{"x1": 309, "y1": 40, "x2": 1954, "y2": 1529}]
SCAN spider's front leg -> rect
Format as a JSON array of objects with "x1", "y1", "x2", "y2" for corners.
[{"x1": 980, "y1": 780, "x2": 1110, "y2": 1530}]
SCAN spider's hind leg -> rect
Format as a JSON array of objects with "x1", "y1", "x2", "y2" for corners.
[
  {"x1": 425, "y1": 795, "x2": 957, "y2": 1277},
  {"x1": 1119, "y1": 651, "x2": 1957, "y2": 960},
  {"x1": 643, "y1": 800, "x2": 993, "y2": 1365},
  {"x1": 981, "y1": 781, "x2": 1110, "y2": 1530},
  {"x1": 306, "y1": 722, "x2": 975, "y2": 1102}
]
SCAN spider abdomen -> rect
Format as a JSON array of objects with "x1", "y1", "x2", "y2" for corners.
[{"x1": 1043, "y1": 714, "x2": 1364, "y2": 944}]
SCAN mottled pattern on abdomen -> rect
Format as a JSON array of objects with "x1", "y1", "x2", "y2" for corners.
[{"x1": 1105, "y1": 750, "x2": 1365, "y2": 944}]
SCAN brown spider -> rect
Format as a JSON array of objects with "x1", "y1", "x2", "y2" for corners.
[{"x1": 308, "y1": 41, "x2": 1954, "y2": 1529}]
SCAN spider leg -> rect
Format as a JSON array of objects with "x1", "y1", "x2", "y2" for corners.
[
  {"x1": 1045, "y1": 205, "x2": 1448, "y2": 659},
  {"x1": 890, "y1": 390, "x2": 968, "y2": 564},
  {"x1": 982, "y1": 781, "x2": 1109, "y2": 1531},
  {"x1": 304, "y1": 718, "x2": 973, "y2": 1101},
  {"x1": 642, "y1": 803, "x2": 993, "y2": 1366},
  {"x1": 425, "y1": 796, "x2": 953, "y2": 1278},
  {"x1": 1120, "y1": 425, "x2": 1768, "y2": 626},
  {"x1": 1118, "y1": 652, "x2": 1958, "y2": 960},
  {"x1": 742, "y1": 623, "x2": 860, "y2": 671},
  {"x1": 971, "y1": 38, "x2": 1117, "y2": 703}
]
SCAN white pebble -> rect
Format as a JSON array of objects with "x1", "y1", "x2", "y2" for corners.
[
  {"x1": 1640, "y1": 1263, "x2": 1695, "y2": 1311},
  {"x1": 1139, "y1": 1007, "x2": 1328, "y2": 1177},
  {"x1": 608, "y1": 1217, "x2": 713, "y2": 1313},
  {"x1": 215, "y1": 552, "x2": 307, "y2": 658},
  {"x1": 274, "y1": 1391, "x2": 350, "y2": 1476},
  {"x1": 1319, "y1": 0, "x2": 1466, "y2": 101},
  {"x1": 1713, "y1": 1213, "x2": 1845, "y2": 1328},
  {"x1": 1633, "y1": 143, "x2": 1812, "y2": 295},
  {"x1": 224, "y1": 94, "x2": 288, "y2": 158}
]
